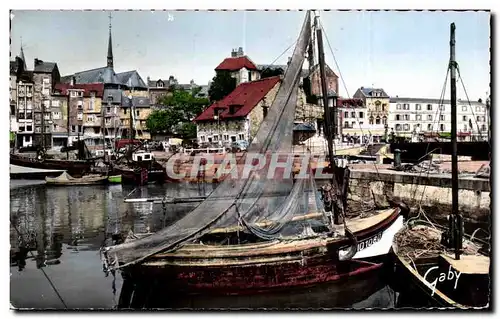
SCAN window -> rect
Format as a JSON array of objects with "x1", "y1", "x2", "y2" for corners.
[
  {"x1": 52, "y1": 100, "x2": 60, "y2": 107},
  {"x1": 43, "y1": 78, "x2": 50, "y2": 85},
  {"x1": 90, "y1": 96, "x2": 95, "y2": 110},
  {"x1": 351, "y1": 121, "x2": 356, "y2": 128},
  {"x1": 213, "y1": 135, "x2": 219, "y2": 142},
  {"x1": 53, "y1": 124, "x2": 58, "y2": 131},
  {"x1": 396, "y1": 104, "x2": 401, "y2": 110},
  {"x1": 427, "y1": 124, "x2": 432, "y2": 130},
  {"x1": 427, "y1": 104, "x2": 432, "y2": 111},
  {"x1": 382, "y1": 104, "x2": 387, "y2": 111},
  {"x1": 71, "y1": 125, "x2": 76, "y2": 132},
  {"x1": 375, "y1": 117, "x2": 381, "y2": 124},
  {"x1": 481, "y1": 124, "x2": 487, "y2": 131},
  {"x1": 124, "y1": 108, "x2": 127, "y2": 115},
  {"x1": 248, "y1": 71, "x2": 252, "y2": 82},
  {"x1": 428, "y1": 115, "x2": 432, "y2": 120},
  {"x1": 440, "y1": 124, "x2": 445, "y2": 131},
  {"x1": 415, "y1": 104, "x2": 421, "y2": 110},
  {"x1": 395, "y1": 124, "x2": 402, "y2": 131},
  {"x1": 77, "y1": 101, "x2": 83, "y2": 108},
  {"x1": 462, "y1": 116, "x2": 467, "y2": 121},
  {"x1": 382, "y1": 116, "x2": 387, "y2": 125},
  {"x1": 359, "y1": 112, "x2": 364, "y2": 118},
  {"x1": 105, "y1": 118, "x2": 111, "y2": 125},
  {"x1": 344, "y1": 112, "x2": 349, "y2": 118},
  {"x1": 462, "y1": 105, "x2": 467, "y2": 111},
  {"x1": 136, "y1": 110, "x2": 140, "y2": 117},
  {"x1": 77, "y1": 112, "x2": 83, "y2": 120},
  {"x1": 223, "y1": 134, "x2": 229, "y2": 141},
  {"x1": 200, "y1": 136, "x2": 206, "y2": 142},
  {"x1": 52, "y1": 112, "x2": 61, "y2": 120},
  {"x1": 344, "y1": 121, "x2": 349, "y2": 128},
  {"x1": 395, "y1": 115, "x2": 401, "y2": 121},
  {"x1": 403, "y1": 124, "x2": 410, "y2": 131},
  {"x1": 43, "y1": 100, "x2": 50, "y2": 108},
  {"x1": 87, "y1": 115, "x2": 95, "y2": 122},
  {"x1": 414, "y1": 124, "x2": 420, "y2": 131},
  {"x1": 78, "y1": 125, "x2": 82, "y2": 133},
  {"x1": 463, "y1": 124, "x2": 467, "y2": 131},
  {"x1": 439, "y1": 105, "x2": 445, "y2": 111},
  {"x1": 404, "y1": 114, "x2": 410, "y2": 120},
  {"x1": 26, "y1": 125, "x2": 32, "y2": 132},
  {"x1": 440, "y1": 115, "x2": 445, "y2": 121},
  {"x1": 403, "y1": 104, "x2": 410, "y2": 110},
  {"x1": 359, "y1": 121, "x2": 364, "y2": 125},
  {"x1": 157, "y1": 81, "x2": 164, "y2": 88},
  {"x1": 369, "y1": 116, "x2": 374, "y2": 125},
  {"x1": 475, "y1": 106, "x2": 481, "y2": 112},
  {"x1": 351, "y1": 112, "x2": 356, "y2": 118},
  {"x1": 238, "y1": 133, "x2": 245, "y2": 141},
  {"x1": 416, "y1": 114, "x2": 422, "y2": 121}
]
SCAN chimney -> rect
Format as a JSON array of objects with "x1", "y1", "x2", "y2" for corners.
[
  {"x1": 231, "y1": 49, "x2": 237, "y2": 58},
  {"x1": 190, "y1": 79, "x2": 195, "y2": 85},
  {"x1": 34, "y1": 58, "x2": 42, "y2": 66},
  {"x1": 71, "y1": 76, "x2": 76, "y2": 86},
  {"x1": 147, "y1": 76, "x2": 150, "y2": 83},
  {"x1": 237, "y1": 47, "x2": 244, "y2": 57}
]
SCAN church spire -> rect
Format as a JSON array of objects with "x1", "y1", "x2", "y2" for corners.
[
  {"x1": 107, "y1": 13, "x2": 113, "y2": 68},
  {"x1": 20, "y1": 37, "x2": 27, "y2": 70}
]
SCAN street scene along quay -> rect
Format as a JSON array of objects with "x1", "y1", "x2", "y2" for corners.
[{"x1": 9, "y1": 9, "x2": 491, "y2": 310}]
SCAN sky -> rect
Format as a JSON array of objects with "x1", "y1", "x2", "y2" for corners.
[{"x1": 10, "y1": 10, "x2": 490, "y2": 100}]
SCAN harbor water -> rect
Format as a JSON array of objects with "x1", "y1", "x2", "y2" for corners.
[{"x1": 9, "y1": 180, "x2": 486, "y2": 309}]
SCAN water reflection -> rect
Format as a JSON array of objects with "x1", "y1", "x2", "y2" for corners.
[{"x1": 10, "y1": 182, "x2": 210, "y2": 309}]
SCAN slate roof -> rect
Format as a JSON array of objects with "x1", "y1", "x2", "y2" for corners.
[
  {"x1": 215, "y1": 56, "x2": 258, "y2": 71},
  {"x1": 194, "y1": 76, "x2": 280, "y2": 122},
  {"x1": 61, "y1": 66, "x2": 146, "y2": 88},
  {"x1": 103, "y1": 88, "x2": 123, "y2": 104},
  {"x1": 54, "y1": 83, "x2": 105, "y2": 97},
  {"x1": 33, "y1": 60, "x2": 58, "y2": 73},
  {"x1": 357, "y1": 87, "x2": 390, "y2": 98},
  {"x1": 10, "y1": 61, "x2": 18, "y2": 75}
]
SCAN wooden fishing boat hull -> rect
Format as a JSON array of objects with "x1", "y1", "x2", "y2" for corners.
[
  {"x1": 107, "y1": 175, "x2": 122, "y2": 184},
  {"x1": 391, "y1": 224, "x2": 490, "y2": 309},
  {"x1": 45, "y1": 176, "x2": 109, "y2": 186},
  {"x1": 392, "y1": 253, "x2": 490, "y2": 309},
  {"x1": 115, "y1": 208, "x2": 402, "y2": 307},
  {"x1": 10, "y1": 153, "x2": 94, "y2": 177}
]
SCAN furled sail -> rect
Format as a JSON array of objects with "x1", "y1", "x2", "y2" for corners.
[{"x1": 103, "y1": 11, "x2": 330, "y2": 269}]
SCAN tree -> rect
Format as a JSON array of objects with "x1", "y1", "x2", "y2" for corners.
[
  {"x1": 261, "y1": 67, "x2": 284, "y2": 79},
  {"x1": 208, "y1": 71, "x2": 237, "y2": 102},
  {"x1": 146, "y1": 89, "x2": 209, "y2": 139}
]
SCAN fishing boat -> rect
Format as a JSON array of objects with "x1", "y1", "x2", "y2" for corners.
[
  {"x1": 45, "y1": 172, "x2": 108, "y2": 186},
  {"x1": 102, "y1": 11, "x2": 406, "y2": 309},
  {"x1": 107, "y1": 175, "x2": 122, "y2": 184},
  {"x1": 391, "y1": 23, "x2": 491, "y2": 309},
  {"x1": 10, "y1": 140, "x2": 96, "y2": 178}
]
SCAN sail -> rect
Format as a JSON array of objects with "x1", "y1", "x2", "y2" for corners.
[{"x1": 103, "y1": 11, "x2": 328, "y2": 268}]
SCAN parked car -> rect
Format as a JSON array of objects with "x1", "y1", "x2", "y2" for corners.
[{"x1": 227, "y1": 140, "x2": 248, "y2": 153}]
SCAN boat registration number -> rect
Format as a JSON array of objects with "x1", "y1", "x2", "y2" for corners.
[{"x1": 357, "y1": 232, "x2": 383, "y2": 251}]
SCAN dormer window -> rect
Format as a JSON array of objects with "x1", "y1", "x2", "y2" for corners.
[
  {"x1": 229, "y1": 104, "x2": 241, "y2": 115},
  {"x1": 157, "y1": 81, "x2": 164, "y2": 88}
]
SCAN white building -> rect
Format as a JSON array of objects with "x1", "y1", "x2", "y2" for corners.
[{"x1": 388, "y1": 97, "x2": 489, "y2": 141}]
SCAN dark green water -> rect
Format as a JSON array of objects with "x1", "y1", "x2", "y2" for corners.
[{"x1": 9, "y1": 180, "x2": 486, "y2": 309}]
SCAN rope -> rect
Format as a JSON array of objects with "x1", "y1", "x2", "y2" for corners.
[{"x1": 10, "y1": 220, "x2": 68, "y2": 309}]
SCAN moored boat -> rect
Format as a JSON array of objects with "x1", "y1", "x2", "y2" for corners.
[
  {"x1": 45, "y1": 172, "x2": 108, "y2": 186},
  {"x1": 107, "y1": 175, "x2": 122, "y2": 184},
  {"x1": 390, "y1": 22, "x2": 491, "y2": 309}
]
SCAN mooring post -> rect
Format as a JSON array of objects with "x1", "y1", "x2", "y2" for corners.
[{"x1": 393, "y1": 149, "x2": 401, "y2": 168}]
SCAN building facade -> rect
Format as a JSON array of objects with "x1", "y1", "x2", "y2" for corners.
[
  {"x1": 388, "y1": 97, "x2": 489, "y2": 141},
  {"x1": 215, "y1": 47, "x2": 261, "y2": 86},
  {"x1": 32, "y1": 58, "x2": 60, "y2": 149},
  {"x1": 194, "y1": 76, "x2": 281, "y2": 145},
  {"x1": 353, "y1": 87, "x2": 390, "y2": 142}
]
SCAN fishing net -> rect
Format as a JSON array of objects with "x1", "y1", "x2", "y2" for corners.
[{"x1": 103, "y1": 11, "x2": 333, "y2": 269}]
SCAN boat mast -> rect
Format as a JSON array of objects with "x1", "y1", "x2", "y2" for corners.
[
  {"x1": 66, "y1": 92, "x2": 70, "y2": 159},
  {"x1": 315, "y1": 15, "x2": 335, "y2": 169},
  {"x1": 102, "y1": 96, "x2": 107, "y2": 162},
  {"x1": 449, "y1": 22, "x2": 462, "y2": 260}
]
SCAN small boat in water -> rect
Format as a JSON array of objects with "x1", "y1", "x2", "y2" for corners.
[
  {"x1": 45, "y1": 172, "x2": 108, "y2": 186},
  {"x1": 107, "y1": 175, "x2": 122, "y2": 184},
  {"x1": 391, "y1": 23, "x2": 491, "y2": 309}
]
